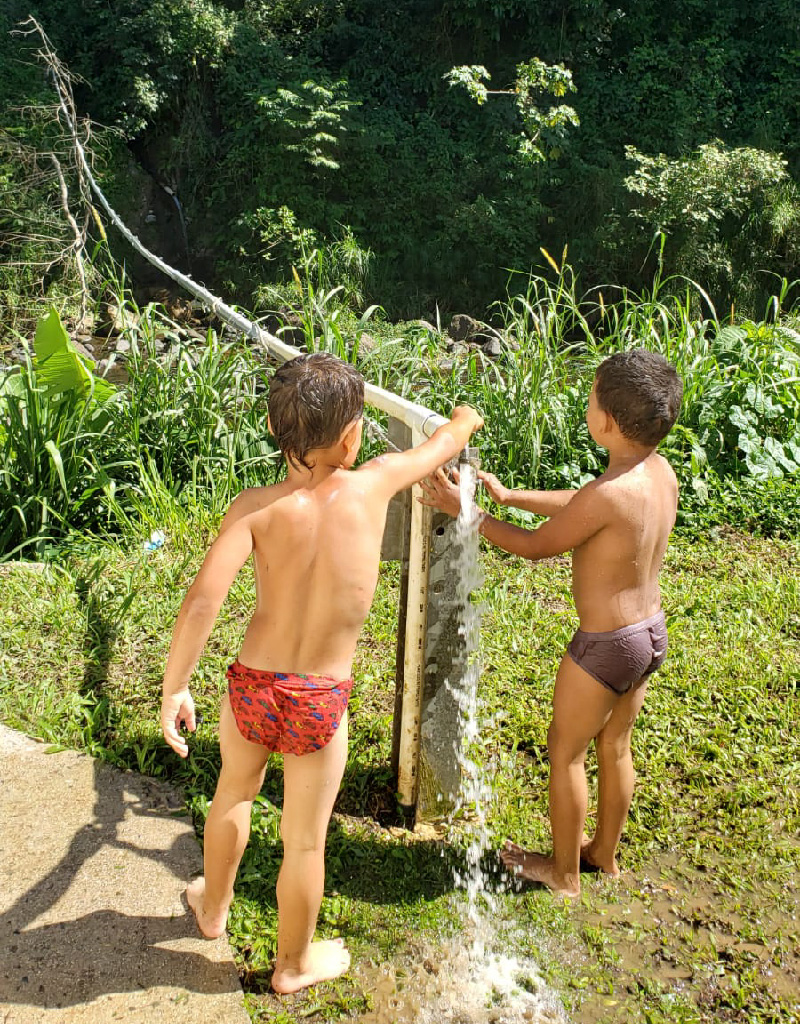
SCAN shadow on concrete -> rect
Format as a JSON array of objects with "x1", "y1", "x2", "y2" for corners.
[{"x1": 0, "y1": 576, "x2": 243, "y2": 1013}]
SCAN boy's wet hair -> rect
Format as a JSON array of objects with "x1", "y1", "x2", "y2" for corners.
[
  {"x1": 594, "y1": 349, "x2": 683, "y2": 447},
  {"x1": 268, "y1": 352, "x2": 365, "y2": 469}
]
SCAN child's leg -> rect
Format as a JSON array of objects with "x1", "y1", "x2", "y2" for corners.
[
  {"x1": 583, "y1": 676, "x2": 649, "y2": 876},
  {"x1": 272, "y1": 712, "x2": 350, "y2": 994},
  {"x1": 501, "y1": 655, "x2": 617, "y2": 897},
  {"x1": 187, "y1": 695, "x2": 270, "y2": 938}
]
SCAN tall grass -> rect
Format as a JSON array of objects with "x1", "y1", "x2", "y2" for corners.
[
  {"x1": 0, "y1": 298, "x2": 280, "y2": 559},
  {"x1": 0, "y1": 346, "x2": 134, "y2": 558},
  {"x1": 354, "y1": 265, "x2": 800, "y2": 534},
  {"x1": 119, "y1": 303, "x2": 277, "y2": 498},
  {"x1": 3, "y1": 258, "x2": 798, "y2": 560}
]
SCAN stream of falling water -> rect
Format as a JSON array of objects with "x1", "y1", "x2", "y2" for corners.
[{"x1": 357, "y1": 462, "x2": 566, "y2": 1024}]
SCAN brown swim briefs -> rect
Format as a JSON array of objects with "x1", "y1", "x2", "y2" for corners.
[{"x1": 567, "y1": 610, "x2": 668, "y2": 695}]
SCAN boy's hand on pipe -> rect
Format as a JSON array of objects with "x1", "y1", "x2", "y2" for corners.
[
  {"x1": 161, "y1": 688, "x2": 196, "y2": 758},
  {"x1": 419, "y1": 467, "x2": 462, "y2": 518},
  {"x1": 450, "y1": 405, "x2": 484, "y2": 433},
  {"x1": 478, "y1": 470, "x2": 510, "y2": 506}
]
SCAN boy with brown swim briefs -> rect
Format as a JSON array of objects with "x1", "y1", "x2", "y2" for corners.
[
  {"x1": 421, "y1": 349, "x2": 682, "y2": 898},
  {"x1": 160, "y1": 352, "x2": 482, "y2": 992}
]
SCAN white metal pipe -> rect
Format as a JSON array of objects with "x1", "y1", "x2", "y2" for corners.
[{"x1": 56, "y1": 82, "x2": 447, "y2": 437}]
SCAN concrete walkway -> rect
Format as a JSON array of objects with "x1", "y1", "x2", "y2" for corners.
[{"x1": 0, "y1": 725, "x2": 249, "y2": 1023}]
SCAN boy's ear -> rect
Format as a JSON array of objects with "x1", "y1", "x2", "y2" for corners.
[
  {"x1": 267, "y1": 414, "x2": 274, "y2": 436},
  {"x1": 341, "y1": 417, "x2": 362, "y2": 455},
  {"x1": 602, "y1": 410, "x2": 617, "y2": 436},
  {"x1": 340, "y1": 417, "x2": 358, "y2": 450}
]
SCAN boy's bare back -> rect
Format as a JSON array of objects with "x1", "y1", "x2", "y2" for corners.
[
  {"x1": 222, "y1": 463, "x2": 398, "y2": 681},
  {"x1": 571, "y1": 451, "x2": 678, "y2": 631}
]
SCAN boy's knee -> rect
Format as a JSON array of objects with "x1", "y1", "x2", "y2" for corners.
[
  {"x1": 547, "y1": 722, "x2": 587, "y2": 768},
  {"x1": 596, "y1": 733, "x2": 632, "y2": 763},
  {"x1": 217, "y1": 765, "x2": 265, "y2": 804},
  {"x1": 279, "y1": 817, "x2": 325, "y2": 854}
]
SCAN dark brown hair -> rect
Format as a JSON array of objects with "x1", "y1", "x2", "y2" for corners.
[
  {"x1": 594, "y1": 349, "x2": 683, "y2": 447},
  {"x1": 268, "y1": 353, "x2": 365, "y2": 469}
]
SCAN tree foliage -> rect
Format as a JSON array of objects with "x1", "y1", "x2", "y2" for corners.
[
  {"x1": 444, "y1": 58, "x2": 579, "y2": 163},
  {"x1": 1, "y1": 0, "x2": 799, "y2": 315}
]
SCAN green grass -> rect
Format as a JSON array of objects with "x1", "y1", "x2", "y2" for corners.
[{"x1": 1, "y1": 526, "x2": 798, "y2": 1023}]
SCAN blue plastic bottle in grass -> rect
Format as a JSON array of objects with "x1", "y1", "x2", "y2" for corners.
[{"x1": 143, "y1": 530, "x2": 165, "y2": 552}]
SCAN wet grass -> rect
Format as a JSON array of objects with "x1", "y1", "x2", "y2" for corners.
[{"x1": 0, "y1": 529, "x2": 798, "y2": 1023}]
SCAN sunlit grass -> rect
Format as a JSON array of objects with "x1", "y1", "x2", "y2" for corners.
[{"x1": 1, "y1": 526, "x2": 797, "y2": 1023}]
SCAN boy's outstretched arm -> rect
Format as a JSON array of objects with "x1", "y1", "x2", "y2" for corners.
[
  {"x1": 479, "y1": 471, "x2": 577, "y2": 517},
  {"x1": 420, "y1": 469, "x2": 611, "y2": 561},
  {"x1": 360, "y1": 406, "x2": 483, "y2": 497},
  {"x1": 161, "y1": 496, "x2": 255, "y2": 757}
]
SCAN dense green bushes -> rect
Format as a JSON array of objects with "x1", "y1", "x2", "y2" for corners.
[
  {"x1": 2, "y1": 1, "x2": 799, "y2": 317},
  {"x1": 348, "y1": 268, "x2": 800, "y2": 534},
  {"x1": 0, "y1": 306, "x2": 278, "y2": 558}
]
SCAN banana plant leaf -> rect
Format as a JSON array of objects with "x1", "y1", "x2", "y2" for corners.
[{"x1": 33, "y1": 307, "x2": 116, "y2": 403}]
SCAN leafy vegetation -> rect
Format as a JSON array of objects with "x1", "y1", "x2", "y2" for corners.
[
  {"x1": 2, "y1": 262, "x2": 798, "y2": 560},
  {"x1": 338, "y1": 263, "x2": 800, "y2": 537},
  {"x1": 0, "y1": 303, "x2": 278, "y2": 558},
  {"x1": 2, "y1": 1, "x2": 799, "y2": 315}
]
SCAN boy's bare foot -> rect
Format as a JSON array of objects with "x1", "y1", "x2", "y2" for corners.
[
  {"x1": 499, "y1": 841, "x2": 580, "y2": 898},
  {"x1": 272, "y1": 938, "x2": 351, "y2": 994},
  {"x1": 186, "y1": 877, "x2": 228, "y2": 939},
  {"x1": 580, "y1": 838, "x2": 620, "y2": 878}
]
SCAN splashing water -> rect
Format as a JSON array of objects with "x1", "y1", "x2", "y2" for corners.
[
  {"x1": 355, "y1": 934, "x2": 566, "y2": 1024},
  {"x1": 447, "y1": 460, "x2": 493, "y2": 942},
  {"x1": 357, "y1": 453, "x2": 567, "y2": 1023}
]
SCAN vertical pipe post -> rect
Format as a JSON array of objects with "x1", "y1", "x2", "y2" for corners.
[
  {"x1": 387, "y1": 418, "x2": 412, "y2": 777},
  {"x1": 395, "y1": 426, "x2": 433, "y2": 818}
]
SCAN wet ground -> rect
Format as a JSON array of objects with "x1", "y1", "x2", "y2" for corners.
[{"x1": 567, "y1": 848, "x2": 800, "y2": 1023}]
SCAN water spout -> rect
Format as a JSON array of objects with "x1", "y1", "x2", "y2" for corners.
[{"x1": 459, "y1": 445, "x2": 481, "y2": 471}]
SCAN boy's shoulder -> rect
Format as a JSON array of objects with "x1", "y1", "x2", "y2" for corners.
[
  {"x1": 224, "y1": 484, "x2": 286, "y2": 523},
  {"x1": 592, "y1": 452, "x2": 678, "y2": 508}
]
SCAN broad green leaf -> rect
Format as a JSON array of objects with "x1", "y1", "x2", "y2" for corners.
[
  {"x1": 0, "y1": 367, "x2": 26, "y2": 401},
  {"x1": 691, "y1": 476, "x2": 709, "y2": 503},
  {"x1": 34, "y1": 307, "x2": 116, "y2": 404},
  {"x1": 728, "y1": 405, "x2": 753, "y2": 431}
]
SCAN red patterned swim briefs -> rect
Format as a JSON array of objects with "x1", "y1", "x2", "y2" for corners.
[{"x1": 226, "y1": 660, "x2": 353, "y2": 756}]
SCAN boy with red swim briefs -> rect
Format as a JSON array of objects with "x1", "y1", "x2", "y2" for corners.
[
  {"x1": 421, "y1": 349, "x2": 682, "y2": 898},
  {"x1": 160, "y1": 352, "x2": 482, "y2": 992}
]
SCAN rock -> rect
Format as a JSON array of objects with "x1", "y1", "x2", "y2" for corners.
[
  {"x1": 75, "y1": 313, "x2": 95, "y2": 335},
  {"x1": 414, "y1": 319, "x2": 440, "y2": 335},
  {"x1": 353, "y1": 332, "x2": 377, "y2": 358},
  {"x1": 115, "y1": 337, "x2": 131, "y2": 354},
  {"x1": 72, "y1": 339, "x2": 95, "y2": 362},
  {"x1": 448, "y1": 313, "x2": 480, "y2": 342},
  {"x1": 100, "y1": 302, "x2": 139, "y2": 336},
  {"x1": 484, "y1": 337, "x2": 503, "y2": 358}
]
